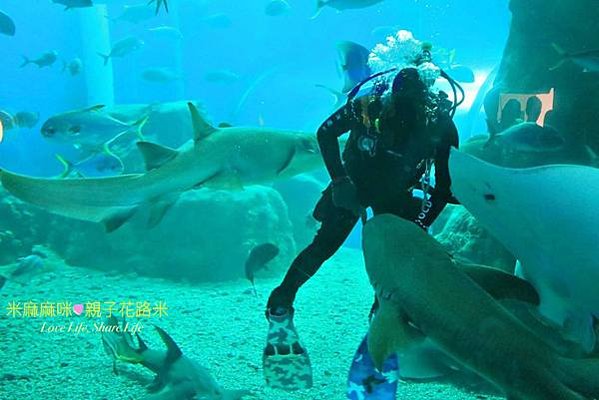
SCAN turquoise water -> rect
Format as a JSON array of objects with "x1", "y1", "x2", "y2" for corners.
[{"x1": 1, "y1": 1, "x2": 598, "y2": 399}]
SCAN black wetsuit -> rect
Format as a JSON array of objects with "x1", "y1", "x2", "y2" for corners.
[{"x1": 267, "y1": 93, "x2": 459, "y2": 311}]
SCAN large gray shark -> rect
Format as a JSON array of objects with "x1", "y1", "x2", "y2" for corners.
[
  {"x1": 363, "y1": 214, "x2": 599, "y2": 400},
  {"x1": 101, "y1": 318, "x2": 248, "y2": 399},
  {"x1": 448, "y1": 149, "x2": 599, "y2": 351},
  {"x1": 0, "y1": 103, "x2": 325, "y2": 232}
]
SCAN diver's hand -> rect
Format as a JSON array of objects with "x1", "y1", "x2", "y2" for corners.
[{"x1": 332, "y1": 176, "x2": 362, "y2": 215}]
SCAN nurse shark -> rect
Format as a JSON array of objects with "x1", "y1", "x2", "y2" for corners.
[
  {"x1": 363, "y1": 214, "x2": 599, "y2": 400},
  {"x1": 0, "y1": 103, "x2": 326, "y2": 232}
]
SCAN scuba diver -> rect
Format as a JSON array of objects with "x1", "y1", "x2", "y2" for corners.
[{"x1": 262, "y1": 44, "x2": 463, "y2": 394}]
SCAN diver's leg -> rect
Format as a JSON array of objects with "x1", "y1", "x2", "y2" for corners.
[
  {"x1": 267, "y1": 186, "x2": 359, "y2": 314},
  {"x1": 263, "y1": 186, "x2": 358, "y2": 391}
]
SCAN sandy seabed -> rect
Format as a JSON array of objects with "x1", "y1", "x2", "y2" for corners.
[{"x1": 0, "y1": 247, "x2": 502, "y2": 400}]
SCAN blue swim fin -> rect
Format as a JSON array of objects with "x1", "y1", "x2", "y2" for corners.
[{"x1": 347, "y1": 334, "x2": 399, "y2": 399}]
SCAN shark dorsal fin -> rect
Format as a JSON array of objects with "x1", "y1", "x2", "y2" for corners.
[
  {"x1": 187, "y1": 102, "x2": 217, "y2": 143},
  {"x1": 136, "y1": 333, "x2": 149, "y2": 352},
  {"x1": 137, "y1": 141, "x2": 179, "y2": 171},
  {"x1": 154, "y1": 325, "x2": 183, "y2": 363}
]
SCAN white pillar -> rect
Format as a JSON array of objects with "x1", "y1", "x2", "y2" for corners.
[{"x1": 77, "y1": 4, "x2": 115, "y2": 106}]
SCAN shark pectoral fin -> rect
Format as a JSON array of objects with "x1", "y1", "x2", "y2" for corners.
[
  {"x1": 102, "y1": 207, "x2": 138, "y2": 233},
  {"x1": 154, "y1": 325, "x2": 183, "y2": 365},
  {"x1": 203, "y1": 169, "x2": 244, "y2": 190},
  {"x1": 460, "y1": 263, "x2": 540, "y2": 305},
  {"x1": 398, "y1": 339, "x2": 457, "y2": 380},
  {"x1": 147, "y1": 195, "x2": 179, "y2": 228},
  {"x1": 367, "y1": 300, "x2": 425, "y2": 371},
  {"x1": 137, "y1": 141, "x2": 179, "y2": 171},
  {"x1": 276, "y1": 147, "x2": 296, "y2": 175},
  {"x1": 187, "y1": 102, "x2": 217, "y2": 143}
]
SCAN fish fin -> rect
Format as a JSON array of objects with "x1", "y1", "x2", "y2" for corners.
[
  {"x1": 136, "y1": 333, "x2": 149, "y2": 352},
  {"x1": 368, "y1": 301, "x2": 424, "y2": 371},
  {"x1": 136, "y1": 141, "x2": 178, "y2": 171},
  {"x1": 549, "y1": 43, "x2": 567, "y2": 71},
  {"x1": 205, "y1": 170, "x2": 244, "y2": 190},
  {"x1": 129, "y1": 114, "x2": 149, "y2": 140},
  {"x1": 147, "y1": 196, "x2": 178, "y2": 228},
  {"x1": 154, "y1": 325, "x2": 183, "y2": 364},
  {"x1": 551, "y1": 42, "x2": 566, "y2": 56},
  {"x1": 310, "y1": 0, "x2": 326, "y2": 19},
  {"x1": 97, "y1": 52, "x2": 110, "y2": 66},
  {"x1": 55, "y1": 154, "x2": 76, "y2": 179},
  {"x1": 100, "y1": 143, "x2": 125, "y2": 174},
  {"x1": 187, "y1": 102, "x2": 217, "y2": 142},
  {"x1": 315, "y1": 84, "x2": 346, "y2": 108},
  {"x1": 19, "y1": 56, "x2": 30, "y2": 68},
  {"x1": 102, "y1": 207, "x2": 138, "y2": 233},
  {"x1": 81, "y1": 104, "x2": 106, "y2": 113},
  {"x1": 277, "y1": 148, "x2": 296, "y2": 175},
  {"x1": 460, "y1": 263, "x2": 540, "y2": 305}
]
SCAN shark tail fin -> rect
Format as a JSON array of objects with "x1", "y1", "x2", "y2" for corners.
[
  {"x1": 97, "y1": 52, "x2": 110, "y2": 66},
  {"x1": 19, "y1": 56, "x2": 31, "y2": 68},
  {"x1": 549, "y1": 43, "x2": 567, "y2": 71}
]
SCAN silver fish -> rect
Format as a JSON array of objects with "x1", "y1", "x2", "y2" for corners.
[
  {"x1": 148, "y1": 25, "x2": 183, "y2": 40},
  {"x1": 20, "y1": 51, "x2": 58, "y2": 68},
  {"x1": 63, "y1": 57, "x2": 83, "y2": 76},
  {"x1": 142, "y1": 67, "x2": 180, "y2": 83},
  {"x1": 41, "y1": 105, "x2": 147, "y2": 156},
  {"x1": 265, "y1": 0, "x2": 291, "y2": 16},
  {"x1": 0, "y1": 255, "x2": 46, "y2": 290},
  {"x1": 14, "y1": 111, "x2": 40, "y2": 128},
  {"x1": 313, "y1": 0, "x2": 385, "y2": 17},
  {"x1": 98, "y1": 37, "x2": 144, "y2": 66},
  {"x1": 52, "y1": 0, "x2": 93, "y2": 10},
  {"x1": 112, "y1": 3, "x2": 155, "y2": 24}
]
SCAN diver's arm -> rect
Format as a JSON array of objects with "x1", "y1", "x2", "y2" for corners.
[
  {"x1": 415, "y1": 119, "x2": 460, "y2": 229},
  {"x1": 317, "y1": 105, "x2": 354, "y2": 182}
]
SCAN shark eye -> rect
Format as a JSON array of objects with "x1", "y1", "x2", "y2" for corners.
[
  {"x1": 43, "y1": 126, "x2": 56, "y2": 136},
  {"x1": 69, "y1": 126, "x2": 81, "y2": 135}
]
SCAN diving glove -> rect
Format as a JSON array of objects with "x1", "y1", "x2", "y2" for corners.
[{"x1": 332, "y1": 176, "x2": 362, "y2": 215}]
